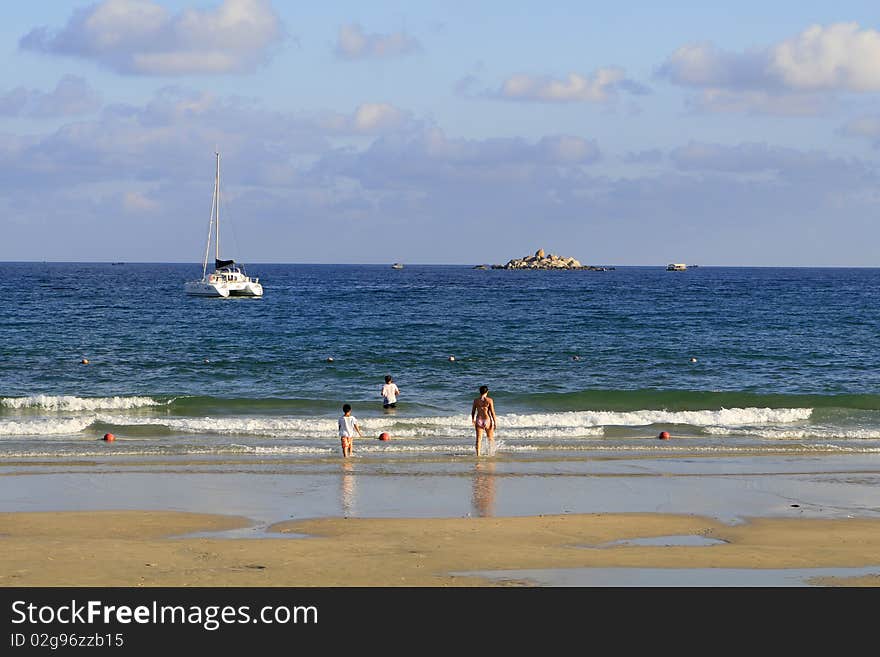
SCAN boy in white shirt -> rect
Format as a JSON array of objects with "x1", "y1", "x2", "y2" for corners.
[
  {"x1": 381, "y1": 375, "x2": 401, "y2": 409},
  {"x1": 338, "y1": 404, "x2": 363, "y2": 457}
]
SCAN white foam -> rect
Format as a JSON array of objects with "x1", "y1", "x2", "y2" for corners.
[
  {"x1": 0, "y1": 417, "x2": 95, "y2": 436},
  {"x1": 0, "y1": 406, "x2": 812, "y2": 440},
  {"x1": 245, "y1": 445, "x2": 336, "y2": 455},
  {"x1": 502, "y1": 407, "x2": 813, "y2": 428},
  {"x1": 3, "y1": 442, "x2": 879, "y2": 460},
  {"x1": 93, "y1": 414, "x2": 337, "y2": 438},
  {"x1": 403, "y1": 425, "x2": 605, "y2": 439},
  {"x1": 405, "y1": 408, "x2": 812, "y2": 429},
  {"x1": 704, "y1": 426, "x2": 880, "y2": 440},
  {"x1": 1, "y1": 395, "x2": 162, "y2": 411}
]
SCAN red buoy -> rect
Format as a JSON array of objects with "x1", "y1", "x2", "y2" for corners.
[
  {"x1": 378, "y1": 432, "x2": 390, "y2": 441},
  {"x1": 103, "y1": 433, "x2": 115, "y2": 442},
  {"x1": 658, "y1": 431, "x2": 670, "y2": 440}
]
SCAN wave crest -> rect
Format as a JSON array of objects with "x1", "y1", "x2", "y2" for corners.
[{"x1": 1, "y1": 395, "x2": 163, "y2": 411}]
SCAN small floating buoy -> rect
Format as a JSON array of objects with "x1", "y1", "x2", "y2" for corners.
[
  {"x1": 326, "y1": 357, "x2": 335, "y2": 363},
  {"x1": 448, "y1": 356, "x2": 455, "y2": 362},
  {"x1": 103, "y1": 433, "x2": 115, "y2": 442},
  {"x1": 378, "y1": 432, "x2": 390, "y2": 441},
  {"x1": 81, "y1": 358, "x2": 89, "y2": 365},
  {"x1": 658, "y1": 431, "x2": 670, "y2": 440},
  {"x1": 690, "y1": 357, "x2": 697, "y2": 363},
  {"x1": 572, "y1": 355, "x2": 581, "y2": 361}
]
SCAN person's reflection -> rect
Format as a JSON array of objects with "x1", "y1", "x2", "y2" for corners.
[
  {"x1": 471, "y1": 461, "x2": 496, "y2": 517},
  {"x1": 341, "y1": 460, "x2": 356, "y2": 517}
]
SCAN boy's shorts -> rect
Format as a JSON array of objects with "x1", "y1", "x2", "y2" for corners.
[{"x1": 340, "y1": 435, "x2": 353, "y2": 447}]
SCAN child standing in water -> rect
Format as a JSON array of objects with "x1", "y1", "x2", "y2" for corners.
[
  {"x1": 338, "y1": 404, "x2": 363, "y2": 457},
  {"x1": 470, "y1": 385, "x2": 497, "y2": 456},
  {"x1": 381, "y1": 375, "x2": 401, "y2": 409}
]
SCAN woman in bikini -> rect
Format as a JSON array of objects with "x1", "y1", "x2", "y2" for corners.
[{"x1": 470, "y1": 385, "x2": 497, "y2": 456}]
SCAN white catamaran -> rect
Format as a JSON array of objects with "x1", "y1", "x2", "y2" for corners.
[{"x1": 185, "y1": 152, "x2": 263, "y2": 298}]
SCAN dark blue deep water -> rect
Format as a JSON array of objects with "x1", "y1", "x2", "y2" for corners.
[{"x1": 2, "y1": 263, "x2": 880, "y2": 458}]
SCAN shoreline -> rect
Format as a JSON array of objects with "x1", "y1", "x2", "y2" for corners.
[
  {"x1": 2, "y1": 450, "x2": 880, "y2": 586},
  {"x1": 3, "y1": 452, "x2": 879, "y2": 524}
]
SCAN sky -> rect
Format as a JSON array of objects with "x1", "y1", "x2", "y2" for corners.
[{"x1": 1, "y1": 0, "x2": 880, "y2": 266}]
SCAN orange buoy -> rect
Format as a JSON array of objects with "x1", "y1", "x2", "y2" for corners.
[
  {"x1": 103, "y1": 433, "x2": 116, "y2": 442},
  {"x1": 658, "y1": 431, "x2": 670, "y2": 440},
  {"x1": 378, "y1": 432, "x2": 390, "y2": 441},
  {"x1": 81, "y1": 358, "x2": 89, "y2": 365}
]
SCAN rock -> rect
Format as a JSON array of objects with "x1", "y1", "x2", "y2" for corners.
[
  {"x1": 493, "y1": 249, "x2": 596, "y2": 270},
  {"x1": 491, "y1": 248, "x2": 612, "y2": 271}
]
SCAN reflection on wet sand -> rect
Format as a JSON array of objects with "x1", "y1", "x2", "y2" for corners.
[
  {"x1": 471, "y1": 461, "x2": 496, "y2": 517},
  {"x1": 341, "y1": 461, "x2": 356, "y2": 516}
]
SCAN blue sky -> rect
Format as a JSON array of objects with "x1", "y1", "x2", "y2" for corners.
[{"x1": 2, "y1": 0, "x2": 880, "y2": 266}]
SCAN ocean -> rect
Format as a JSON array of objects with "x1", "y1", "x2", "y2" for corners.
[{"x1": 2, "y1": 262, "x2": 880, "y2": 464}]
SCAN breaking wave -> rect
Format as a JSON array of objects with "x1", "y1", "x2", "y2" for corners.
[{"x1": 1, "y1": 395, "x2": 164, "y2": 412}]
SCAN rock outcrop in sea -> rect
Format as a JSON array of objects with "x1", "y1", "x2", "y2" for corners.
[{"x1": 491, "y1": 248, "x2": 612, "y2": 270}]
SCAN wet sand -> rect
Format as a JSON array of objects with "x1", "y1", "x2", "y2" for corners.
[
  {"x1": 2, "y1": 510, "x2": 880, "y2": 586},
  {"x1": 2, "y1": 452, "x2": 880, "y2": 586}
]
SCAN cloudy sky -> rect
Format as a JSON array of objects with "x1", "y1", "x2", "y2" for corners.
[{"x1": 2, "y1": 0, "x2": 880, "y2": 266}]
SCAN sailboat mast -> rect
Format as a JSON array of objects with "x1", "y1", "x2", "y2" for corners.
[
  {"x1": 201, "y1": 153, "x2": 218, "y2": 280},
  {"x1": 215, "y1": 151, "x2": 221, "y2": 262}
]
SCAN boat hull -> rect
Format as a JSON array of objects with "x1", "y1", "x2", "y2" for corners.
[
  {"x1": 227, "y1": 281, "x2": 263, "y2": 297},
  {"x1": 184, "y1": 280, "x2": 230, "y2": 297}
]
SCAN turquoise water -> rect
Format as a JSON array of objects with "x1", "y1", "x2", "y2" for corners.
[{"x1": 2, "y1": 262, "x2": 880, "y2": 459}]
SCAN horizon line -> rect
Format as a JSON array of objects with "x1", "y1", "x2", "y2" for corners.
[{"x1": 1, "y1": 261, "x2": 878, "y2": 269}]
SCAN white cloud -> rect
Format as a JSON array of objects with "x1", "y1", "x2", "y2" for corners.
[
  {"x1": 0, "y1": 86, "x2": 322, "y2": 192},
  {"x1": 353, "y1": 103, "x2": 405, "y2": 132},
  {"x1": 658, "y1": 23, "x2": 880, "y2": 114},
  {"x1": 0, "y1": 75, "x2": 101, "y2": 118},
  {"x1": 687, "y1": 89, "x2": 830, "y2": 116},
  {"x1": 334, "y1": 23, "x2": 421, "y2": 60},
  {"x1": 771, "y1": 23, "x2": 880, "y2": 91},
  {"x1": 318, "y1": 103, "x2": 410, "y2": 135},
  {"x1": 658, "y1": 43, "x2": 772, "y2": 89},
  {"x1": 311, "y1": 126, "x2": 601, "y2": 194},
  {"x1": 2, "y1": 96, "x2": 878, "y2": 266},
  {"x1": 19, "y1": 0, "x2": 283, "y2": 75},
  {"x1": 499, "y1": 69, "x2": 629, "y2": 103},
  {"x1": 669, "y1": 141, "x2": 868, "y2": 188},
  {"x1": 0, "y1": 87, "x2": 421, "y2": 198}
]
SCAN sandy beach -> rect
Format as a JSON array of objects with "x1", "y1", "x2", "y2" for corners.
[
  {"x1": 2, "y1": 451, "x2": 880, "y2": 587},
  {"x1": 2, "y1": 510, "x2": 880, "y2": 587}
]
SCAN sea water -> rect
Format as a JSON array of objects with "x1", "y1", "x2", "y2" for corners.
[{"x1": 2, "y1": 263, "x2": 880, "y2": 461}]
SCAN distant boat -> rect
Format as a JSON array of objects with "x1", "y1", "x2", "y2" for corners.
[
  {"x1": 391, "y1": 263, "x2": 404, "y2": 270},
  {"x1": 185, "y1": 152, "x2": 263, "y2": 298},
  {"x1": 666, "y1": 263, "x2": 687, "y2": 271},
  {"x1": 473, "y1": 264, "x2": 488, "y2": 270}
]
